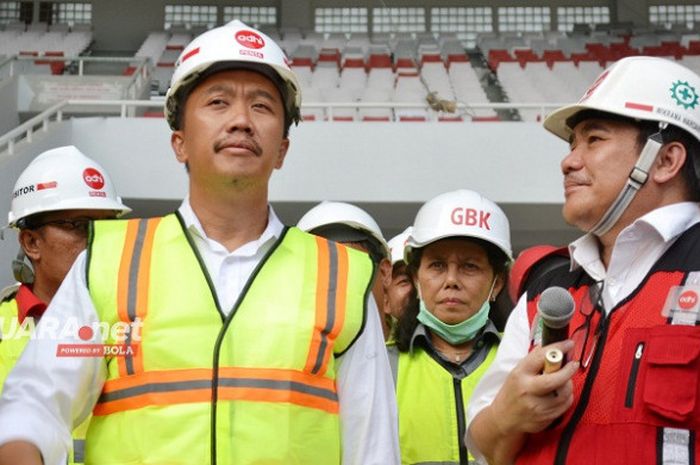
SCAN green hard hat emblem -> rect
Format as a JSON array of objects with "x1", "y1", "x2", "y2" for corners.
[{"x1": 670, "y1": 80, "x2": 699, "y2": 110}]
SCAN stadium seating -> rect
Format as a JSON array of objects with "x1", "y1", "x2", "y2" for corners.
[{"x1": 12, "y1": 24, "x2": 700, "y2": 124}]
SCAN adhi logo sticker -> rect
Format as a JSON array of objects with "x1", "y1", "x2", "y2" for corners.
[
  {"x1": 83, "y1": 168, "x2": 105, "y2": 190},
  {"x1": 678, "y1": 290, "x2": 698, "y2": 310},
  {"x1": 236, "y1": 30, "x2": 265, "y2": 49}
]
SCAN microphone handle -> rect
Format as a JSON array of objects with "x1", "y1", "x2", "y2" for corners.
[{"x1": 541, "y1": 324, "x2": 569, "y2": 347}]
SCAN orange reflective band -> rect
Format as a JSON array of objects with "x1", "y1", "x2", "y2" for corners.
[
  {"x1": 304, "y1": 236, "x2": 330, "y2": 374},
  {"x1": 131, "y1": 217, "x2": 161, "y2": 374},
  {"x1": 115, "y1": 218, "x2": 162, "y2": 376},
  {"x1": 304, "y1": 239, "x2": 349, "y2": 377},
  {"x1": 116, "y1": 220, "x2": 140, "y2": 378},
  {"x1": 94, "y1": 367, "x2": 338, "y2": 416},
  {"x1": 319, "y1": 243, "x2": 348, "y2": 375}
]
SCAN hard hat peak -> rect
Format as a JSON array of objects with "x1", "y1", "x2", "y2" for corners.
[{"x1": 544, "y1": 56, "x2": 700, "y2": 144}]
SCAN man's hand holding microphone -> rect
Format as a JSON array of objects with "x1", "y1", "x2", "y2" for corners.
[{"x1": 490, "y1": 287, "x2": 579, "y2": 436}]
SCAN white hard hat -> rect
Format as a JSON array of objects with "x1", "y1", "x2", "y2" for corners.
[
  {"x1": 406, "y1": 189, "x2": 512, "y2": 261},
  {"x1": 544, "y1": 56, "x2": 700, "y2": 143},
  {"x1": 297, "y1": 201, "x2": 390, "y2": 259},
  {"x1": 388, "y1": 227, "x2": 412, "y2": 265},
  {"x1": 8, "y1": 146, "x2": 131, "y2": 228},
  {"x1": 165, "y1": 20, "x2": 301, "y2": 130}
]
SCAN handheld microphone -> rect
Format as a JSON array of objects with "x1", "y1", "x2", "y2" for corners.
[{"x1": 537, "y1": 286, "x2": 575, "y2": 347}]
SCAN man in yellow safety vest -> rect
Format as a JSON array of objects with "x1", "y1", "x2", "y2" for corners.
[{"x1": 0, "y1": 21, "x2": 399, "y2": 465}]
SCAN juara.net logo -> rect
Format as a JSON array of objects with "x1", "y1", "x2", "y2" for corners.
[{"x1": 1, "y1": 316, "x2": 142, "y2": 357}]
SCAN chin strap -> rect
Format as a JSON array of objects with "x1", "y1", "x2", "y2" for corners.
[
  {"x1": 12, "y1": 249, "x2": 34, "y2": 284},
  {"x1": 590, "y1": 123, "x2": 667, "y2": 237}
]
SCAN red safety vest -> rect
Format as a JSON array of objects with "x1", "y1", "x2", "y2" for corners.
[{"x1": 518, "y1": 224, "x2": 700, "y2": 465}]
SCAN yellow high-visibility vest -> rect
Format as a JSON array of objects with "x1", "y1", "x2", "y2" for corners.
[
  {"x1": 396, "y1": 342, "x2": 498, "y2": 465},
  {"x1": 85, "y1": 214, "x2": 374, "y2": 465},
  {"x1": 0, "y1": 291, "x2": 25, "y2": 396}
]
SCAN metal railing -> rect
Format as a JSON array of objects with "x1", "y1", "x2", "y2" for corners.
[
  {"x1": 0, "y1": 99, "x2": 567, "y2": 156},
  {"x1": 304, "y1": 101, "x2": 562, "y2": 121},
  {"x1": 0, "y1": 99, "x2": 163, "y2": 155},
  {"x1": 0, "y1": 54, "x2": 153, "y2": 100}
]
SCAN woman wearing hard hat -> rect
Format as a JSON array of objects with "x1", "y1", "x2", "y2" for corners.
[{"x1": 388, "y1": 189, "x2": 512, "y2": 465}]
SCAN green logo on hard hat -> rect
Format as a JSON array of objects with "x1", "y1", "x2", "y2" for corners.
[{"x1": 670, "y1": 80, "x2": 699, "y2": 110}]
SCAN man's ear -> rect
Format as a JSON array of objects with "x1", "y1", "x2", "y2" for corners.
[
  {"x1": 379, "y1": 258, "x2": 392, "y2": 289},
  {"x1": 18, "y1": 229, "x2": 41, "y2": 263},
  {"x1": 171, "y1": 131, "x2": 188, "y2": 165},
  {"x1": 275, "y1": 138, "x2": 289, "y2": 169},
  {"x1": 652, "y1": 141, "x2": 687, "y2": 184}
]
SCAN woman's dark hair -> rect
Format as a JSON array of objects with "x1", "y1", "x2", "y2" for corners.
[
  {"x1": 393, "y1": 237, "x2": 511, "y2": 352},
  {"x1": 566, "y1": 109, "x2": 700, "y2": 201}
]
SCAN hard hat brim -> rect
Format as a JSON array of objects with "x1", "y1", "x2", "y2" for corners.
[
  {"x1": 543, "y1": 103, "x2": 587, "y2": 142},
  {"x1": 8, "y1": 199, "x2": 131, "y2": 228},
  {"x1": 405, "y1": 233, "x2": 513, "y2": 264}
]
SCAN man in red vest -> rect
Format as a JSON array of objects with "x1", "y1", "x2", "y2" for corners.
[{"x1": 468, "y1": 56, "x2": 700, "y2": 465}]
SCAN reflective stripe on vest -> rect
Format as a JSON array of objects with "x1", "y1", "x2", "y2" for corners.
[
  {"x1": 86, "y1": 214, "x2": 372, "y2": 465},
  {"x1": 95, "y1": 366, "x2": 339, "y2": 415},
  {"x1": 115, "y1": 217, "x2": 161, "y2": 377},
  {"x1": 659, "y1": 271, "x2": 700, "y2": 465},
  {"x1": 305, "y1": 236, "x2": 348, "y2": 376},
  {"x1": 396, "y1": 344, "x2": 498, "y2": 465}
]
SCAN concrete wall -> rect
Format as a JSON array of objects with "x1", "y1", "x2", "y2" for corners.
[{"x1": 0, "y1": 76, "x2": 19, "y2": 135}]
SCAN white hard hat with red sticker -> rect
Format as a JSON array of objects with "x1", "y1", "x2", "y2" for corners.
[
  {"x1": 165, "y1": 19, "x2": 302, "y2": 130},
  {"x1": 388, "y1": 227, "x2": 413, "y2": 265},
  {"x1": 544, "y1": 56, "x2": 700, "y2": 143},
  {"x1": 8, "y1": 145, "x2": 131, "y2": 228},
  {"x1": 405, "y1": 189, "x2": 512, "y2": 261}
]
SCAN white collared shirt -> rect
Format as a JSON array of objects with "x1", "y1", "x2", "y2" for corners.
[
  {"x1": 0, "y1": 199, "x2": 400, "y2": 465},
  {"x1": 465, "y1": 201, "x2": 700, "y2": 460},
  {"x1": 178, "y1": 199, "x2": 284, "y2": 313}
]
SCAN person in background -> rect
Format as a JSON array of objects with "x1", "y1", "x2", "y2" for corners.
[
  {"x1": 0, "y1": 145, "x2": 130, "y2": 464},
  {"x1": 384, "y1": 227, "x2": 414, "y2": 337},
  {"x1": 298, "y1": 200, "x2": 393, "y2": 339},
  {"x1": 388, "y1": 189, "x2": 512, "y2": 465},
  {"x1": 0, "y1": 21, "x2": 399, "y2": 465},
  {"x1": 467, "y1": 56, "x2": 700, "y2": 465}
]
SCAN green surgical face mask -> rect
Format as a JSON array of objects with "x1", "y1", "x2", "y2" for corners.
[{"x1": 416, "y1": 280, "x2": 495, "y2": 345}]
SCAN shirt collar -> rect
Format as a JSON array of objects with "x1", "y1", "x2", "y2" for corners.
[
  {"x1": 408, "y1": 320, "x2": 500, "y2": 355},
  {"x1": 568, "y1": 202, "x2": 700, "y2": 277},
  {"x1": 15, "y1": 284, "x2": 47, "y2": 324},
  {"x1": 177, "y1": 197, "x2": 284, "y2": 255}
]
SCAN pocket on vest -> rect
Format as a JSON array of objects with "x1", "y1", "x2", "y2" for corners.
[{"x1": 617, "y1": 325, "x2": 700, "y2": 428}]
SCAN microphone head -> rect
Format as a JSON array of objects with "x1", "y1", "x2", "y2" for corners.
[{"x1": 537, "y1": 286, "x2": 575, "y2": 329}]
